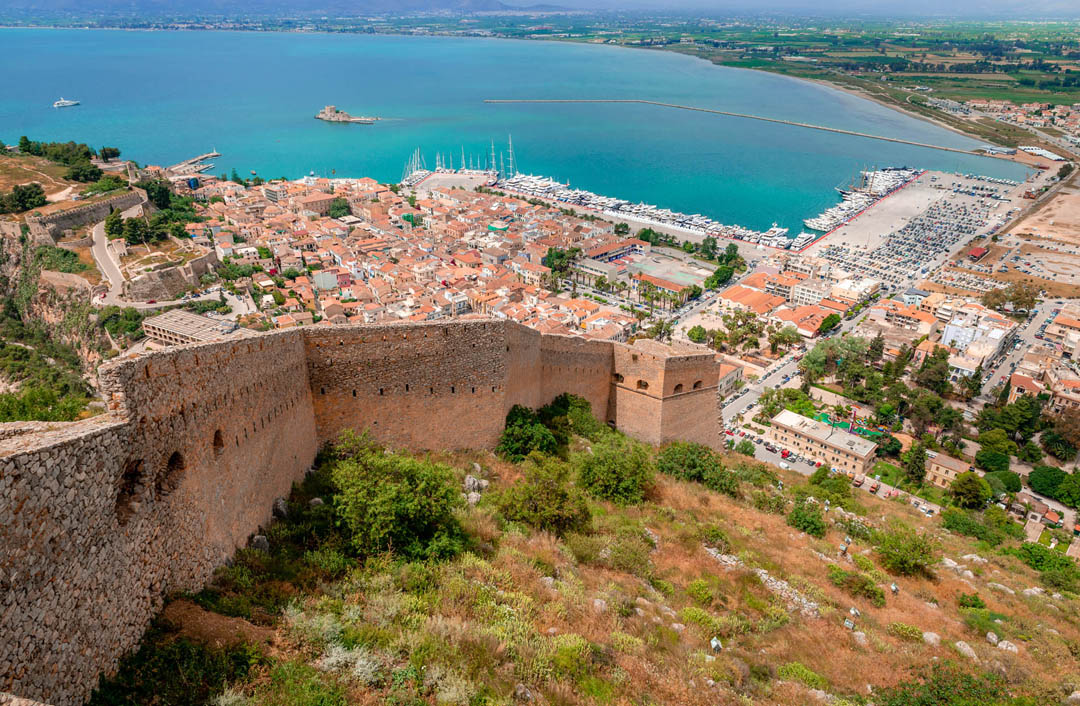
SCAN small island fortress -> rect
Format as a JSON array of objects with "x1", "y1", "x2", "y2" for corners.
[
  {"x1": 315, "y1": 104, "x2": 378, "y2": 124},
  {"x1": 0, "y1": 319, "x2": 721, "y2": 706}
]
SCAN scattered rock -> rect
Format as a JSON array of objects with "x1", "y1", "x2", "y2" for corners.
[
  {"x1": 710, "y1": 637, "x2": 723, "y2": 652},
  {"x1": 635, "y1": 596, "x2": 652, "y2": 607},
  {"x1": 986, "y1": 632, "x2": 999, "y2": 645},
  {"x1": 1022, "y1": 587, "x2": 1044, "y2": 597},
  {"x1": 705, "y1": 678, "x2": 715, "y2": 687},
  {"x1": 941, "y1": 557, "x2": 959, "y2": 569},
  {"x1": 997, "y1": 640, "x2": 1018, "y2": 654},
  {"x1": 464, "y1": 475, "x2": 485, "y2": 493},
  {"x1": 472, "y1": 462, "x2": 482, "y2": 473},
  {"x1": 922, "y1": 632, "x2": 940, "y2": 646},
  {"x1": 1065, "y1": 690, "x2": 1080, "y2": 705},
  {"x1": 961, "y1": 570, "x2": 975, "y2": 580},
  {"x1": 272, "y1": 497, "x2": 288, "y2": 519},
  {"x1": 546, "y1": 627, "x2": 558, "y2": 635},
  {"x1": 539, "y1": 577, "x2": 556, "y2": 590},
  {"x1": 308, "y1": 497, "x2": 324, "y2": 507},
  {"x1": 644, "y1": 527, "x2": 660, "y2": 549},
  {"x1": 514, "y1": 684, "x2": 533, "y2": 702},
  {"x1": 705, "y1": 548, "x2": 819, "y2": 617},
  {"x1": 660, "y1": 606, "x2": 677, "y2": 619},
  {"x1": 250, "y1": 535, "x2": 269, "y2": 552},
  {"x1": 955, "y1": 641, "x2": 978, "y2": 662},
  {"x1": 987, "y1": 582, "x2": 1015, "y2": 595},
  {"x1": 962, "y1": 554, "x2": 987, "y2": 564},
  {"x1": 671, "y1": 623, "x2": 685, "y2": 633},
  {"x1": 592, "y1": 598, "x2": 607, "y2": 614},
  {"x1": 1053, "y1": 593, "x2": 1064, "y2": 601},
  {"x1": 634, "y1": 607, "x2": 645, "y2": 617},
  {"x1": 809, "y1": 688, "x2": 830, "y2": 702},
  {"x1": 466, "y1": 491, "x2": 481, "y2": 506},
  {"x1": 853, "y1": 631, "x2": 869, "y2": 647}
]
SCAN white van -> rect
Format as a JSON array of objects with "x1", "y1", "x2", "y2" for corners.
[{"x1": 779, "y1": 462, "x2": 791, "y2": 470}]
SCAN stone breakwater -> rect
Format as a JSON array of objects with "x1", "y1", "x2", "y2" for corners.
[{"x1": 0, "y1": 319, "x2": 722, "y2": 705}]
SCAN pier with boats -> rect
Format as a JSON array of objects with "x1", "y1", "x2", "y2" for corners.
[
  {"x1": 166, "y1": 152, "x2": 220, "y2": 176},
  {"x1": 803, "y1": 167, "x2": 923, "y2": 233}
]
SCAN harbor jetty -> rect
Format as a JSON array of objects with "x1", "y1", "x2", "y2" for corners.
[
  {"x1": 484, "y1": 99, "x2": 995, "y2": 157},
  {"x1": 315, "y1": 105, "x2": 378, "y2": 124},
  {"x1": 166, "y1": 151, "x2": 220, "y2": 176}
]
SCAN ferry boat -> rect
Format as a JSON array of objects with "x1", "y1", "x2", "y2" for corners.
[{"x1": 53, "y1": 97, "x2": 79, "y2": 108}]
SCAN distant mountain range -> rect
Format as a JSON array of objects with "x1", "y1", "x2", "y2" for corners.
[{"x1": 0, "y1": 0, "x2": 575, "y2": 14}]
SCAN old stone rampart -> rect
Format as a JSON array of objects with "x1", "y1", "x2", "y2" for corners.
[
  {"x1": 25, "y1": 190, "x2": 145, "y2": 244},
  {"x1": 0, "y1": 319, "x2": 722, "y2": 705}
]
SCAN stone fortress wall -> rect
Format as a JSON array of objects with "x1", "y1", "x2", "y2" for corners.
[
  {"x1": 0, "y1": 319, "x2": 722, "y2": 706},
  {"x1": 25, "y1": 189, "x2": 146, "y2": 244}
]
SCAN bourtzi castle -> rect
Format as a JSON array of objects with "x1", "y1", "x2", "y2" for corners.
[{"x1": 0, "y1": 319, "x2": 724, "y2": 706}]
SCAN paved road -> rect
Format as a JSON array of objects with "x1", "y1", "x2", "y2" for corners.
[{"x1": 90, "y1": 204, "x2": 143, "y2": 303}]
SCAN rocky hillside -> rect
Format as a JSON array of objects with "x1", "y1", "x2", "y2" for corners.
[{"x1": 89, "y1": 399, "x2": 1080, "y2": 706}]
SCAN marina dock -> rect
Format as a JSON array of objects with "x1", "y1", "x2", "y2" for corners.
[
  {"x1": 166, "y1": 152, "x2": 221, "y2": 176},
  {"x1": 483, "y1": 99, "x2": 990, "y2": 157}
]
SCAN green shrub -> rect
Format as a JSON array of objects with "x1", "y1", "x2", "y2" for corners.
[
  {"x1": 984, "y1": 470, "x2": 1021, "y2": 494},
  {"x1": 752, "y1": 490, "x2": 787, "y2": 515},
  {"x1": 303, "y1": 547, "x2": 352, "y2": 578},
  {"x1": 699, "y1": 524, "x2": 730, "y2": 553},
  {"x1": 957, "y1": 592, "x2": 985, "y2": 609},
  {"x1": 331, "y1": 439, "x2": 464, "y2": 561},
  {"x1": 777, "y1": 662, "x2": 827, "y2": 690},
  {"x1": 610, "y1": 630, "x2": 644, "y2": 654},
  {"x1": 576, "y1": 434, "x2": 654, "y2": 505},
  {"x1": 496, "y1": 405, "x2": 559, "y2": 461},
  {"x1": 539, "y1": 393, "x2": 606, "y2": 442},
  {"x1": 87, "y1": 622, "x2": 260, "y2": 705},
  {"x1": 686, "y1": 578, "x2": 714, "y2": 606},
  {"x1": 887, "y1": 621, "x2": 923, "y2": 642},
  {"x1": 656, "y1": 441, "x2": 721, "y2": 482},
  {"x1": 873, "y1": 521, "x2": 940, "y2": 576},
  {"x1": 787, "y1": 500, "x2": 826, "y2": 538},
  {"x1": 731, "y1": 462, "x2": 777, "y2": 488},
  {"x1": 254, "y1": 661, "x2": 348, "y2": 706},
  {"x1": 873, "y1": 662, "x2": 1008, "y2": 706},
  {"x1": 680, "y1": 605, "x2": 720, "y2": 634},
  {"x1": 494, "y1": 454, "x2": 591, "y2": 536},
  {"x1": 827, "y1": 564, "x2": 886, "y2": 607}
]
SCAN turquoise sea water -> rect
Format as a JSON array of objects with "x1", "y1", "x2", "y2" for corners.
[{"x1": 0, "y1": 29, "x2": 1031, "y2": 232}]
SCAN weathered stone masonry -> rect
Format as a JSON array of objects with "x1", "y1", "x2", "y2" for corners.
[{"x1": 0, "y1": 319, "x2": 721, "y2": 705}]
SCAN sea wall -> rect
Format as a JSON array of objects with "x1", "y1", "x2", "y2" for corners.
[{"x1": 0, "y1": 319, "x2": 725, "y2": 705}]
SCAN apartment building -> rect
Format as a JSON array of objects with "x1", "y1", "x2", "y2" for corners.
[{"x1": 768, "y1": 410, "x2": 877, "y2": 474}]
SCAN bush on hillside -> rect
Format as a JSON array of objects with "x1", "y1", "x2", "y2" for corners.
[
  {"x1": 495, "y1": 453, "x2": 591, "y2": 536},
  {"x1": 941, "y1": 507, "x2": 1021, "y2": 547},
  {"x1": 656, "y1": 441, "x2": 721, "y2": 482},
  {"x1": 873, "y1": 662, "x2": 1008, "y2": 706},
  {"x1": 496, "y1": 405, "x2": 559, "y2": 461},
  {"x1": 873, "y1": 520, "x2": 940, "y2": 577},
  {"x1": 827, "y1": 564, "x2": 886, "y2": 607},
  {"x1": 539, "y1": 393, "x2": 606, "y2": 441},
  {"x1": 331, "y1": 440, "x2": 464, "y2": 561},
  {"x1": 787, "y1": 499, "x2": 826, "y2": 538},
  {"x1": 576, "y1": 434, "x2": 654, "y2": 505}
]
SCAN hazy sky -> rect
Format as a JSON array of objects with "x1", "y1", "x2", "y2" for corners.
[{"x1": 4, "y1": 0, "x2": 1080, "y2": 18}]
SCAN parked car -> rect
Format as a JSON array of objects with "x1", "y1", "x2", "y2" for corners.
[
  {"x1": 869, "y1": 481, "x2": 881, "y2": 494},
  {"x1": 853, "y1": 475, "x2": 865, "y2": 487}
]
